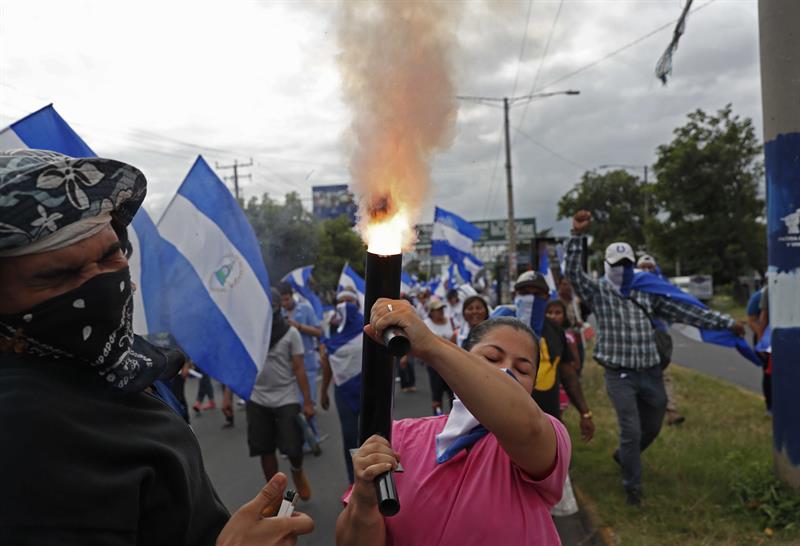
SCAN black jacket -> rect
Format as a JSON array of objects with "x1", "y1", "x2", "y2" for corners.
[{"x1": 0, "y1": 353, "x2": 229, "y2": 545}]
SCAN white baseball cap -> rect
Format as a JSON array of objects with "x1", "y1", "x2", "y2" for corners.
[
  {"x1": 605, "y1": 242, "x2": 635, "y2": 265},
  {"x1": 637, "y1": 254, "x2": 657, "y2": 268}
]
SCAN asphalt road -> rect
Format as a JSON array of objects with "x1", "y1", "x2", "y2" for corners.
[
  {"x1": 188, "y1": 331, "x2": 761, "y2": 546},
  {"x1": 670, "y1": 326, "x2": 763, "y2": 394}
]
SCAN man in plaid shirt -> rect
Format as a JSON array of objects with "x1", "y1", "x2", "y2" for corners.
[{"x1": 565, "y1": 210, "x2": 744, "y2": 506}]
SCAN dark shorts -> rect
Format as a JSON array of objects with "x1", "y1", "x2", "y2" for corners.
[{"x1": 245, "y1": 402, "x2": 303, "y2": 458}]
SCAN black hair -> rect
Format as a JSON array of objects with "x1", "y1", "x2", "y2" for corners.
[
  {"x1": 461, "y1": 295, "x2": 490, "y2": 321},
  {"x1": 446, "y1": 288, "x2": 459, "y2": 300},
  {"x1": 545, "y1": 299, "x2": 570, "y2": 329},
  {"x1": 277, "y1": 282, "x2": 294, "y2": 296},
  {"x1": 462, "y1": 317, "x2": 540, "y2": 369}
]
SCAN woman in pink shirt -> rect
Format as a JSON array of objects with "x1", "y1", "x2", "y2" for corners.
[{"x1": 336, "y1": 298, "x2": 571, "y2": 546}]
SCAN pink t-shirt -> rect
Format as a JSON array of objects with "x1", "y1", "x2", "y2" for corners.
[{"x1": 345, "y1": 414, "x2": 571, "y2": 546}]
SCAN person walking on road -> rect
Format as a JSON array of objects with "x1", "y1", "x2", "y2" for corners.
[
  {"x1": 279, "y1": 282, "x2": 323, "y2": 440},
  {"x1": 636, "y1": 254, "x2": 685, "y2": 426},
  {"x1": 423, "y1": 299, "x2": 457, "y2": 415},
  {"x1": 566, "y1": 210, "x2": 745, "y2": 506},
  {"x1": 247, "y1": 288, "x2": 316, "y2": 501},
  {"x1": 319, "y1": 300, "x2": 364, "y2": 484}
]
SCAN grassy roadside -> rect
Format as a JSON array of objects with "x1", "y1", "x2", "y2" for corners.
[
  {"x1": 562, "y1": 363, "x2": 800, "y2": 546},
  {"x1": 708, "y1": 293, "x2": 748, "y2": 322}
]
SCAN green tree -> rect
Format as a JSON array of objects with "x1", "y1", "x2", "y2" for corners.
[
  {"x1": 244, "y1": 192, "x2": 320, "y2": 282},
  {"x1": 314, "y1": 215, "x2": 366, "y2": 295},
  {"x1": 557, "y1": 169, "x2": 651, "y2": 253},
  {"x1": 648, "y1": 104, "x2": 766, "y2": 283}
]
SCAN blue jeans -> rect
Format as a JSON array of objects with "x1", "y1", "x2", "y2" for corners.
[
  {"x1": 335, "y1": 385, "x2": 359, "y2": 484},
  {"x1": 604, "y1": 366, "x2": 667, "y2": 492}
]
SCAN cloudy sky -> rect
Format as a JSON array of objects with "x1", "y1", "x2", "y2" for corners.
[{"x1": 0, "y1": 0, "x2": 762, "y2": 234}]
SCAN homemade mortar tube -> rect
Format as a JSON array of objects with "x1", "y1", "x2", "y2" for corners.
[{"x1": 359, "y1": 251, "x2": 408, "y2": 516}]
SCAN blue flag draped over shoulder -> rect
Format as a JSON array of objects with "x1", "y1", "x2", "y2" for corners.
[
  {"x1": 628, "y1": 271, "x2": 761, "y2": 366},
  {"x1": 322, "y1": 303, "x2": 363, "y2": 413}
]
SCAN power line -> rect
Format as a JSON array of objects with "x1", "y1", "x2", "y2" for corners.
[
  {"x1": 510, "y1": 0, "x2": 535, "y2": 99},
  {"x1": 513, "y1": 127, "x2": 587, "y2": 171},
  {"x1": 534, "y1": 0, "x2": 719, "y2": 93},
  {"x1": 516, "y1": 0, "x2": 565, "y2": 131}
]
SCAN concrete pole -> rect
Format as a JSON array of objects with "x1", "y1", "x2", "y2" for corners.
[{"x1": 758, "y1": 0, "x2": 800, "y2": 489}]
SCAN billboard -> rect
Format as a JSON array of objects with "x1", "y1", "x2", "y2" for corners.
[
  {"x1": 312, "y1": 184, "x2": 357, "y2": 222},
  {"x1": 415, "y1": 217, "x2": 536, "y2": 246}
]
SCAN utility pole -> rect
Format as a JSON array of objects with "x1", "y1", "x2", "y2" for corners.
[
  {"x1": 503, "y1": 97, "x2": 517, "y2": 287},
  {"x1": 758, "y1": 0, "x2": 800, "y2": 489},
  {"x1": 458, "y1": 90, "x2": 580, "y2": 296},
  {"x1": 215, "y1": 158, "x2": 253, "y2": 202}
]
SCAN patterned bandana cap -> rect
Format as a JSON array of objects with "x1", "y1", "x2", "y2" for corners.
[{"x1": 0, "y1": 149, "x2": 146, "y2": 256}]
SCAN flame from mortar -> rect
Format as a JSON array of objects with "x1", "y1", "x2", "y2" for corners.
[{"x1": 337, "y1": 1, "x2": 461, "y2": 254}]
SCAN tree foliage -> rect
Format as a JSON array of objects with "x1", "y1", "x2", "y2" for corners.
[
  {"x1": 557, "y1": 105, "x2": 766, "y2": 284},
  {"x1": 314, "y1": 214, "x2": 366, "y2": 295},
  {"x1": 244, "y1": 192, "x2": 319, "y2": 283},
  {"x1": 557, "y1": 169, "x2": 651, "y2": 253},
  {"x1": 648, "y1": 104, "x2": 765, "y2": 283},
  {"x1": 243, "y1": 192, "x2": 366, "y2": 299}
]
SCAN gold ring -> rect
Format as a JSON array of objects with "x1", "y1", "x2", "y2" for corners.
[{"x1": 387, "y1": 304, "x2": 394, "y2": 313}]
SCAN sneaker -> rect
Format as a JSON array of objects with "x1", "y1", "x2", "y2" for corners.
[
  {"x1": 291, "y1": 467, "x2": 312, "y2": 501},
  {"x1": 201, "y1": 400, "x2": 216, "y2": 411},
  {"x1": 666, "y1": 410, "x2": 685, "y2": 426}
]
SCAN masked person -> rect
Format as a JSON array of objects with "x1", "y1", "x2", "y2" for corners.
[
  {"x1": 320, "y1": 292, "x2": 364, "y2": 484},
  {"x1": 336, "y1": 302, "x2": 571, "y2": 546},
  {"x1": 566, "y1": 210, "x2": 744, "y2": 506},
  {"x1": 0, "y1": 149, "x2": 313, "y2": 545},
  {"x1": 514, "y1": 272, "x2": 594, "y2": 441}
]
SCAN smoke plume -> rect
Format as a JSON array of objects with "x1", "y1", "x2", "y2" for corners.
[{"x1": 337, "y1": 1, "x2": 461, "y2": 251}]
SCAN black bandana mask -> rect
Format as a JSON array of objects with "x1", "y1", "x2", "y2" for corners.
[{"x1": 0, "y1": 267, "x2": 170, "y2": 391}]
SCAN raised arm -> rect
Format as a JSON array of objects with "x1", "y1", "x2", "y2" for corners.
[
  {"x1": 652, "y1": 295, "x2": 741, "y2": 334},
  {"x1": 367, "y1": 299, "x2": 558, "y2": 480},
  {"x1": 564, "y1": 210, "x2": 600, "y2": 306}
]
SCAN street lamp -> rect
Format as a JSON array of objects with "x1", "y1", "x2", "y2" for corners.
[{"x1": 458, "y1": 89, "x2": 580, "y2": 297}]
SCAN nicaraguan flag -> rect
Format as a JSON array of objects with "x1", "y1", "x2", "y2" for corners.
[
  {"x1": 457, "y1": 252, "x2": 483, "y2": 284},
  {"x1": 401, "y1": 271, "x2": 415, "y2": 295},
  {"x1": 0, "y1": 105, "x2": 158, "y2": 333},
  {"x1": 157, "y1": 156, "x2": 273, "y2": 398},
  {"x1": 338, "y1": 263, "x2": 366, "y2": 309},
  {"x1": 322, "y1": 302, "x2": 363, "y2": 413},
  {"x1": 283, "y1": 265, "x2": 324, "y2": 320},
  {"x1": 539, "y1": 246, "x2": 558, "y2": 299},
  {"x1": 627, "y1": 272, "x2": 762, "y2": 367},
  {"x1": 431, "y1": 206, "x2": 482, "y2": 262}
]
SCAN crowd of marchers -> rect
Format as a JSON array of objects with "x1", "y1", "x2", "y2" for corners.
[{"x1": 1, "y1": 150, "x2": 751, "y2": 545}]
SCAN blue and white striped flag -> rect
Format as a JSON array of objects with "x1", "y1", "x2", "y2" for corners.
[
  {"x1": 0, "y1": 105, "x2": 158, "y2": 333},
  {"x1": 401, "y1": 271, "x2": 415, "y2": 295},
  {"x1": 338, "y1": 263, "x2": 365, "y2": 309},
  {"x1": 457, "y1": 252, "x2": 483, "y2": 284},
  {"x1": 431, "y1": 206, "x2": 482, "y2": 263},
  {"x1": 157, "y1": 156, "x2": 273, "y2": 398},
  {"x1": 539, "y1": 246, "x2": 558, "y2": 299},
  {"x1": 282, "y1": 265, "x2": 323, "y2": 320}
]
